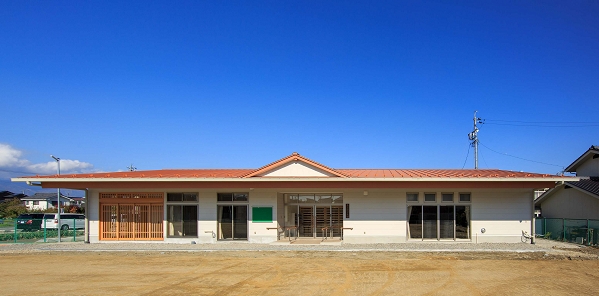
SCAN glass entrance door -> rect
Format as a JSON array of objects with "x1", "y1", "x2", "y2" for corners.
[
  {"x1": 218, "y1": 205, "x2": 248, "y2": 240},
  {"x1": 298, "y1": 206, "x2": 314, "y2": 237}
]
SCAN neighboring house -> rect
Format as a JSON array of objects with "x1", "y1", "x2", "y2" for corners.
[
  {"x1": 0, "y1": 191, "x2": 25, "y2": 202},
  {"x1": 535, "y1": 146, "x2": 599, "y2": 219},
  {"x1": 12, "y1": 152, "x2": 572, "y2": 244},
  {"x1": 21, "y1": 193, "x2": 74, "y2": 211},
  {"x1": 70, "y1": 197, "x2": 85, "y2": 207}
]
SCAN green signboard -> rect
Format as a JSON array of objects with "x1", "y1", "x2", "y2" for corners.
[{"x1": 252, "y1": 207, "x2": 272, "y2": 223}]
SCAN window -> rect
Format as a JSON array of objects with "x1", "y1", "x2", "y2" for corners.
[
  {"x1": 167, "y1": 193, "x2": 197, "y2": 202},
  {"x1": 33, "y1": 201, "x2": 39, "y2": 205},
  {"x1": 407, "y1": 193, "x2": 419, "y2": 202},
  {"x1": 166, "y1": 192, "x2": 198, "y2": 238},
  {"x1": 217, "y1": 193, "x2": 248, "y2": 202},
  {"x1": 408, "y1": 205, "x2": 470, "y2": 240},
  {"x1": 442, "y1": 193, "x2": 453, "y2": 202},
  {"x1": 424, "y1": 193, "x2": 436, "y2": 202},
  {"x1": 459, "y1": 193, "x2": 471, "y2": 202}
]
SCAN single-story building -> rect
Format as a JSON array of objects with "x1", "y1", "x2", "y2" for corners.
[
  {"x1": 12, "y1": 152, "x2": 573, "y2": 244},
  {"x1": 535, "y1": 146, "x2": 599, "y2": 219}
]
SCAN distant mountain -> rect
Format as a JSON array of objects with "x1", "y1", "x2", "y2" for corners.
[{"x1": 0, "y1": 179, "x2": 83, "y2": 196}]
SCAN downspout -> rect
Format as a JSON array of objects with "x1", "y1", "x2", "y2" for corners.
[
  {"x1": 531, "y1": 190, "x2": 536, "y2": 244},
  {"x1": 84, "y1": 189, "x2": 90, "y2": 244}
]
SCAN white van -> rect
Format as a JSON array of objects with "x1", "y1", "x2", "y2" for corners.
[{"x1": 42, "y1": 214, "x2": 85, "y2": 230}]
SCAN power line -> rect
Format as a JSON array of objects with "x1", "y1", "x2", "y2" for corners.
[
  {"x1": 485, "y1": 119, "x2": 599, "y2": 124},
  {"x1": 485, "y1": 122, "x2": 599, "y2": 128},
  {"x1": 483, "y1": 118, "x2": 599, "y2": 128},
  {"x1": 478, "y1": 141, "x2": 564, "y2": 169},
  {"x1": 461, "y1": 144, "x2": 471, "y2": 169}
]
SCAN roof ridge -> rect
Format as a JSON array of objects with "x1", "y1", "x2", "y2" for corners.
[{"x1": 241, "y1": 152, "x2": 348, "y2": 178}]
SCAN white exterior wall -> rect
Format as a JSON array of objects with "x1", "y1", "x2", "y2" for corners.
[
  {"x1": 343, "y1": 190, "x2": 406, "y2": 243},
  {"x1": 576, "y1": 157, "x2": 599, "y2": 176},
  {"x1": 86, "y1": 187, "x2": 535, "y2": 244},
  {"x1": 470, "y1": 190, "x2": 532, "y2": 243},
  {"x1": 541, "y1": 187, "x2": 599, "y2": 220}
]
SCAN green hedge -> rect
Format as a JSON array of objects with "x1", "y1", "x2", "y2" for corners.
[{"x1": 0, "y1": 230, "x2": 84, "y2": 242}]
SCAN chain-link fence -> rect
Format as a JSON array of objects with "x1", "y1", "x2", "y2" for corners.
[
  {"x1": 535, "y1": 218, "x2": 599, "y2": 246},
  {"x1": 0, "y1": 218, "x2": 85, "y2": 243}
]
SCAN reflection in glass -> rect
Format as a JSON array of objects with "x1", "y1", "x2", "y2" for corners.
[
  {"x1": 408, "y1": 206, "x2": 423, "y2": 239},
  {"x1": 439, "y1": 206, "x2": 454, "y2": 239},
  {"x1": 456, "y1": 206, "x2": 470, "y2": 239},
  {"x1": 423, "y1": 206, "x2": 437, "y2": 239}
]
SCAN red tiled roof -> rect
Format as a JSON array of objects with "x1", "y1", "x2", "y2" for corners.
[
  {"x1": 27, "y1": 168, "x2": 556, "y2": 179},
  {"x1": 18, "y1": 153, "x2": 564, "y2": 180}
]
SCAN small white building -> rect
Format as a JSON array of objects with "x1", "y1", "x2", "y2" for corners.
[
  {"x1": 13, "y1": 152, "x2": 572, "y2": 244},
  {"x1": 535, "y1": 146, "x2": 599, "y2": 219},
  {"x1": 21, "y1": 193, "x2": 73, "y2": 211}
]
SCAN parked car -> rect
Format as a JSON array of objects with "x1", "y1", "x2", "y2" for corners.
[
  {"x1": 42, "y1": 214, "x2": 85, "y2": 230},
  {"x1": 16, "y1": 213, "x2": 45, "y2": 231}
]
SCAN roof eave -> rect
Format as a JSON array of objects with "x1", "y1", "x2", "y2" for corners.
[{"x1": 12, "y1": 177, "x2": 576, "y2": 182}]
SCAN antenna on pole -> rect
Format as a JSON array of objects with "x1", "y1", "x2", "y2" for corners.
[
  {"x1": 127, "y1": 164, "x2": 137, "y2": 172},
  {"x1": 468, "y1": 111, "x2": 484, "y2": 169}
]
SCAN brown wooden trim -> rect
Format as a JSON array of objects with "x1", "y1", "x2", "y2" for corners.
[
  {"x1": 99, "y1": 198, "x2": 163, "y2": 204},
  {"x1": 43, "y1": 180, "x2": 557, "y2": 189}
]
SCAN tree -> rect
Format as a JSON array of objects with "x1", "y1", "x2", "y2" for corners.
[{"x1": 0, "y1": 198, "x2": 28, "y2": 218}]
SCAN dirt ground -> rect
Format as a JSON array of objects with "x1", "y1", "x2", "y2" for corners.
[{"x1": 1, "y1": 250, "x2": 598, "y2": 296}]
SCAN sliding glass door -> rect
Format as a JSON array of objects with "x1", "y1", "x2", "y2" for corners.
[
  {"x1": 217, "y1": 205, "x2": 248, "y2": 240},
  {"x1": 408, "y1": 205, "x2": 470, "y2": 240}
]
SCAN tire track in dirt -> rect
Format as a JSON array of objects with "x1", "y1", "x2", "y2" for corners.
[
  {"x1": 139, "y1": 260, "x2": 245, "y2": 295},
  {"x1": 421, "y1": 259, "x2": 482, "y2": 296},
  {"x1": 368, "y1": 261, "x2": 396, "y2": 296},
  {"x1": 330, "y1": 261, "x2": 353, "y2": 296},
  {"x1": 206, "y1": 259, "x2": 288, "y2": 296}
]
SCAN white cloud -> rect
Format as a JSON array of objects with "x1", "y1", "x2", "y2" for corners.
[{"x1": 0, "y1": 143, "x2": 96, "y2": 176}]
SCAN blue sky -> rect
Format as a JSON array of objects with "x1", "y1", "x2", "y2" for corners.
[{"x1": 1, "y1": 1, "x2": 598, "y2": 188}]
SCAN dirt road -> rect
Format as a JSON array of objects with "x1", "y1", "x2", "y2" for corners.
[{"x1": 1, "y1": 251, "x2": 597, "y2": 295}]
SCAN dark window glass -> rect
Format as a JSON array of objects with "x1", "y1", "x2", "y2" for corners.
[
  {"x1": 183, "y1": 193, "x2": 198, "y2": 201},
  {"x1": 456, "y1": 206, "x2": 470, "y2": 239},
  {"x1": 442, "y1": 193, "x2": 453, "y2": 202},
  {"x1": 407, "y1": 193, "x2": 418, "y2": 202},
  {"x1": 167, "y1": 205, "x2": 198, "y2": 237},
  {"x1": 459, "y1": 193, "x2": 471, "y2": 202},
  {"x1": 167, "y1": 193, "x2": 183, "y2": 202},
  {"x1": 423, "y1": 206, "x2": 437, "y2": 239},
  {"x1": 233, "y1": 193, "x2": 248, "y2": 202},
  {"x1": 424, "y1": 193, "x2": 436, "y2": 202},
  {"x1": 408, "y1": 206, "x2": 422, "y2": 239},
  {"x1": 217, "y1": 193, "x2": 233, "y2": 202}
]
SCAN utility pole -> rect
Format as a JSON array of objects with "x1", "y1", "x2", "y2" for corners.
[
  {"x1": 51, "y1": 155, "x2": 61, "y2": 243},
  {"x1": 468, "y1": 111, "x2": 483, "y2": 169}
]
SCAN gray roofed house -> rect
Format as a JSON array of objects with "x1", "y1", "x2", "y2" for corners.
[
  {"x1": 21, "y1": 193, "x2": 74, "y2": 211},
  {"x1": 535, "y1": 146, "x2": 599, "y2": 219}
]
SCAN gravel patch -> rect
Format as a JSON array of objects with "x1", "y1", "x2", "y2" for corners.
[{"x1": 2, "y1": 238, "x2": 596, "y2": 259}]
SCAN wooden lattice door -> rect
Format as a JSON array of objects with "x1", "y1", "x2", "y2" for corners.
[{"x1": 99, "y1": 193, "x2": 164, "y2": 241}]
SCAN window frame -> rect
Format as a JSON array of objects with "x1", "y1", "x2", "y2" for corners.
[
  {"x1": 166, "y1": 192, "x2": 199, "y2": 238},
  {"x1": 441, "y1": 193, "x2": 454, "y2": 203},
  {"x1": 406, "y1": 193, "x2": 419, "y2": 203},
  {"x1": 424, "y1": 193, "x2": 436, "y2": 203},
  {"x1": 459, "y1": 193, "x2": 471, "y2": 203}
]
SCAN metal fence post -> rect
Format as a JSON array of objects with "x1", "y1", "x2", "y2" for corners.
[
  {"x1": 544, "y1": 218, "x2": 546, "y2": 238},
  {"x1": 587, "y1": 219, "x2": 590, "y2": 246},
  {"x1": 73, "y1": 218, "x2": 76, "y2": 242},
  {"x1": 44, "y1": 219, "x2": 47, "y2": 243},
  {"x1": 13, "y1": 220, "x2": 17, "y2": 243},
  {"x1": 563, "y1": 218, "x2": 566, "y2": 241}
]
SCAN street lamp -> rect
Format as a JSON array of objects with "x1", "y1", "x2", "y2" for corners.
[{"x1": 51, "y1": 155, "x2": 61, "y2": 243}]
